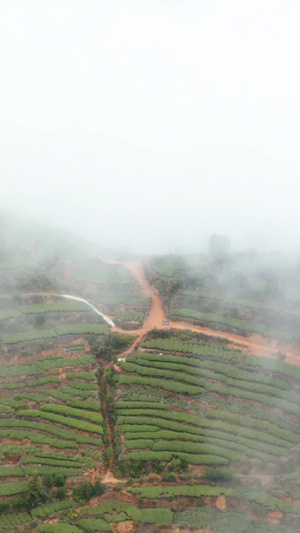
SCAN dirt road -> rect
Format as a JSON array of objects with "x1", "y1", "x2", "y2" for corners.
[
  {"x1": 21, "y1": 245, "x2": 300, "y2": 366},
  {"x1": 91, "y1": 249, "x2": 300, "y2": 366}
]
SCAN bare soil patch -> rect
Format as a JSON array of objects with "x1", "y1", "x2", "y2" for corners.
[
  {"x1": 266, "y1": 510, "x2": 283, "y2": 524},
  {"x1": 215, "y1": 494, "x2": 226, "y2": 510}
]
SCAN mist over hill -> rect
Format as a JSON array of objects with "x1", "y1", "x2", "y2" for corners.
[{"x1": 1, "y1": 1, "x2": 300, "y2": 530}]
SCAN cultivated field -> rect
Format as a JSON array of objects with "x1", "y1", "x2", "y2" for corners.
[{"x1": 1, "y1": 219, "x2": 300, "y2": 531}]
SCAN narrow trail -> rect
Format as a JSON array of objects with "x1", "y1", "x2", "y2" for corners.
[
  {"x1": 19, "y1": 252, "x2": 300, "y2": 366},
  {"x1": 82, "y1": 246, "x2": 300, "y2": 367},
  {"x1": 20, "y1": 292, "x2": 114, "y2": 327},
  {"x1": 15, "y1": 246, "x2": 300, "y2": 482}
]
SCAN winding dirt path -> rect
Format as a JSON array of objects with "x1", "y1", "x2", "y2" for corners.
[
  {"x1": 20, "y1": 252, "x2": 300, "y2": 366},
  {"x1": 61, "y1": 244, "x2": 300, "y2": 366},
  {"x1": 89, "y1": 251, "x2": 300, "y2": 367},
  {"x1": 15, "y1": 246, "x2": 300, "y2": 483}
]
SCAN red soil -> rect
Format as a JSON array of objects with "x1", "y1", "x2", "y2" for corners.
[
  {"x1": 79, "y1": 247, "x2": 300, "y2": 367},
  {"x1": 19, "y1": 246, "x2": 300, "y2": 367}
]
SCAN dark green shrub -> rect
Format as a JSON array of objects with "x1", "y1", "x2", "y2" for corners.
[
  {"x1": 72, "y1": 481, "x2": 106, "y2": 502},
  {"x1": 0, "y1": 501, "x2": 10, "y2": 514},
  {"x1": 162, "y1": 473, "x2": 176, "y2": 482},
  {"x1": 25, "y1": 475, "x2": 48, "y2": 509},
  {"x1": 204, "y1": 467, "x2": 236, "y2": 482},
  {"x1": 43, "y1": 474, "x2": 66, "y2": 489},
  {"x1": 93, "y1": 481, "x2": 105, "y2": 497},
  {"x1": 55, "y1": 488, "x2": 67, "y2": 500},
  {"x1": 34, "y1": 314, "x2": 46, "y2": 327}
]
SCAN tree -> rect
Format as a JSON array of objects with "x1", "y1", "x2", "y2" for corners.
[
  {"x1": 72, "y1": 481, "x2": 106, "y2": 502},
  {"x1": 55, "y1": 487, "x2": 67, "y2": 500},
  {"x1": 25, "y1": 474, "x2": 47, "y2": 508},
  {"x1": 34, "y1": 314, "x2": 46, "y2": 327}
]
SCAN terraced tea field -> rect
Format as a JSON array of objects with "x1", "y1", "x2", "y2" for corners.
[
  {"x1": 1, "y1": 220, "x2": 300, "y2": 531},
  {"x1": 147, "y1": 253, "x2": 300, "y2": 346},
  {"x1": 106, "y1": 332, "x2": 300, "y2": 531}
]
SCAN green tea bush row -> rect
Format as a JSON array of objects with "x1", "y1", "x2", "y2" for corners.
[
  {"x1": 55, "y1": 324, "x2": 109, "y2": 336},
  {"x1": 0, "y1": 466, "x2": 24, "y2": 477},
  {"x1": 37, "y1": 524, "x2": 83, "y2": 533},
  {"x1": 37, "y1": 355, "x2": 94, "y2": 371},
  {"x1": 23, "y1": 466, "x2": 83, "y2": 477},
  {"x1": 64, "y1": 342, "x2": 86, "y2": 349},
  {"x1": 0, "y1": 396, "x2": 27, "y2": 409},
  {"x1": 0, "y1": 513, "x2": 31, "y2": 531},
  {"x1": 142, "y1": 338, "x2": 244, "y2": 363},
  {"x1": 118, "y1": 388, "x2": 168, "y2": 402},
  {"x1": 41, "y1": 404, "x2": 102, "y2": 424},
  {"x1": 81, "y1": 499, "x2": 173, "y2": 526},
  {"x1": 233, "y1": 487, "x2": 300, "y2": 514},
  {"x1": 0, "y1": 363, "x2": 41, "y2": 378},
  {"x1": 115, "y1": 401, "x2": 168, "y2": 410},
  {"x1": 122, "y1": 360, "x2": 296, "y2": 405},
  {"x1": 60, "y1": 387, "x2": 97, "y2": 399},
  {"x1": 35, "y1": 451, "x2": 78, "y2": 460},
  {"x1": 1, "y1": 328, "x2": 57, "y2": 344},
  {"x1": 80, "y1": 456, "x2": 97, "y2": 468},
  {"x1": 129, "y1": 484, "x2": 232, "y2": 498},
  {"x1": 127, "y1": 435, "x2": 281, "y2": 462},
  {"x1": 14, "y1": 392, "x2": 46, "y2": 403},
  {"x1": 207, "y1": 386, "x2": 300, "y2": 417},
  {"x1": 17, "y1": 409, "x2": 103, "y2": 434},
  {"x1": 39, "y1": 389, "x2": 74, "y2": 403},
  {"x1": 116, "y1": 311, "x2": 144, "y2": 322},
  {"x1": 116, "y1": 374, "x2": 204, "y2": 395},
  {"x1": 85, "y1": 450, "x2": 102, "y2": 460},
  {"x1": 117, "y1": 416, "x2": 225, "y2": 437},
  {"x1": 124, "y1": 439, "x2": 246, "y2": 462},
  {"x1": 0, "y1": 308, "x2": 22, "y2": 319},
  {"x1": 81, "y1": 508, "x2": 172, "y2": 528},
  {"x1": 244, "y1": 355, "x2": 300, "y2": 382},
  {"x1": 132, "y1": 352, "x2": 289, "y2": 390},
  {"x1": 66, "y1": 372, "x2": 96, "y2": 382},
  {"x1": 0, "y1": 481, "x2": 28, "y2": 496},
  {"x1": 123, "y1": 450, "x2": 229, "y2": 465},
  {"x1": 20, "y1": 301, "x2": 89, "y2": 314},
  {"x1": 205, "y1": 396, "x2": 300, "y2": 435},
  {"x1": 205, "y1": 408, "x2": 299, "y2": 444},
  {"x1": 69, "y1": 400, "x2": 100, "y2": 411},
  {"x1": 170, "y1": 308, "x2": 268, "y2": 335},
  {"x1": 124, "y1": 429, "x2": 205, "y2": 442},
  {"x1": 0, "y1": 444, "x2": 39, "y2": 454},
  {"x1": 65, "y1": 346, "x2": 87, "y2": 353},
  {"x1": 178, "y1": 289, "x2": 298, "y2": 316},
  {"x1": 0, "y1": 404, "x2": 12, "y2": 414},
  {"x1": 123, "y1": 433, "x2": 283, "y2": 462},
  {"x1": 175, "y1": 506, "x2": 286, "y2": 532},
  {"x1": 0, "y1": 418, "x2": 99, "y2": 445},
  {"x1": 0, "y1": 356, "x2": 94, "y2": 379},
  {"x1": 2, "y1": 382, "x2": 25, "y2": 390},
  {"x1": 27, "y1": 376, "x2": 61, "y2": 386},
  {"x1": 68, "y1": 382, "x2": 98, "y2": 391},
  {"x1": 76, "y1": 518, "x2": 111, "y2": 531},
  {"x1": 21, "y1": 455, "x2": 85, "y2": 468},
  {"x1": 119, "y1": 419, "x2": 288, "y2": 459},
  {"x1": 0, "y1": 428, "x2": 78, "y2": 448},
  {"x1": 117, "y1": 410, "x2": 289, "y2": 448},
  {"x1": 120, "y1": 361, "x2": 211, "y2": 387},
  {"x1": 82, "y1": 499, "x2": 134, "y2": 515},
  {"x1": 130, "y1": 358, "x2": 286, "y2": 398},
  {"x1": 31, "y1": 500, "x2": 75, "y2": 518}
]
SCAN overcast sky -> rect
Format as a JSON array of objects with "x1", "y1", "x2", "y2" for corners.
[{"x1": 1, "y1": 1, "x2": 300, "y2": 254}]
